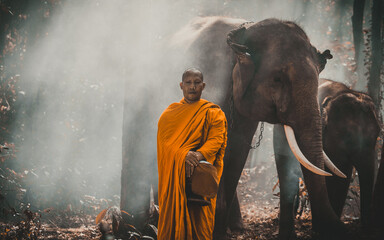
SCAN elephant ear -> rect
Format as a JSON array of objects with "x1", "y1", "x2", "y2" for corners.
[
  {"x1": 315, "y1": 47, "x2": 333, "y2": 73},
  {"x1": 227, "y1": 26, "x2": 257, "y2": 99},
  {"x1": 311, "y1": 46, "x2": 333, "y2": 73},
  {"x1": 321, "y1": 96, "x2": 333, "y2": 109},
  {"x1": 227, "y1": 26, "x2": 248, "y2": 54},
  {"x1": 321, "y1": 96, "x2": 333, "y2": 127},
  {"x1": 232, "y1": 53, "x2": 256, "y2": 99}
]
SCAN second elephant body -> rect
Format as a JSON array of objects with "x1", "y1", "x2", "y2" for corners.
[{"x1": 273, "y1": 79, "x2": 380, "y2": 239}]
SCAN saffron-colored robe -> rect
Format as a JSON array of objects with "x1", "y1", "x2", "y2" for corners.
[{"x1": 157, "y1": 98, "x2": 227, "y2": 240}]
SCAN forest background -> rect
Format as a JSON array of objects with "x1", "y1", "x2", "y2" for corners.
[{"x1": 0, "y1": 0, "x2": 382, "y2": 239}]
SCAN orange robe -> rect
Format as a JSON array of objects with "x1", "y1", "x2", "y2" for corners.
[{"x1": 157, "y1": 98, "x2": 227, "y2": 240}]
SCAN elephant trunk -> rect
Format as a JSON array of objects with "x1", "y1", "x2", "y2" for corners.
[{"x1": 290, "y1": 105, "x2": 344, "y2": 233}]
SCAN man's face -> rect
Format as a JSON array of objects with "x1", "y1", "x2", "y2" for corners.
[{"x1": 180, "y1": 74, "x2": 205, "y2": 103}]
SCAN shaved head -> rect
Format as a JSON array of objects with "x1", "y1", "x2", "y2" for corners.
[
  {"x1": 182, "y1": 68, "x2": 203, "y2": 82},
  {"x1": 180, "y1": 68, "x2": 205, "y2": 103}
]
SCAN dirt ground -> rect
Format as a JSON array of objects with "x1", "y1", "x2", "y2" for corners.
[
  {"x1": 229, "y1": 167, "x2": 383, "y2": 240},
  {"x1": 1, "y1": 166, "x2": 383, "y2": 239}
]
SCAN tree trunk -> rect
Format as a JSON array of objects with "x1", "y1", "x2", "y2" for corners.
[
  {"x1": 334, "y1": 0, "x2": 350, "y2": 41},
  {"x1": 351, "y1": 0, "x2": 366, "y2": 88},
  {"x1": 367, "y1": 0, "x2": 383, "y2": 108},
  {"x1": 373, "y1": 143, "x2": 384, "y2": 228},
  {"x1": 370, "y1": 0, "x2": 384, "y2": 230},
  {"x1": 120, "y1": 93, "x2": 156, "y2": 230},
  {"x1": 119, "y1": 1, "x2": 159, "y2": 231},
  {"x1": 0, "y1": 4, "x2": 12, "y2": 59}
]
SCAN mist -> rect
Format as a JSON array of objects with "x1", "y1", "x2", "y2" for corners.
[{"x1": 3, "y1": 0, "x2": 359, "y2": 211}]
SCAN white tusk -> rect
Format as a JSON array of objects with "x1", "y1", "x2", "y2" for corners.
[
  {"x1": 323, "y1": 152, "x2": 347, "y2": 178},
  {"x1": 284, "y1": 125, "x2": 332, "y2": 177}
]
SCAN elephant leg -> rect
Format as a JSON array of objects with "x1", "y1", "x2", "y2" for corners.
[
  {"x1": 213, "y1": 111, "x2": 257, "y2": 239},
  {"x1": 355, "y1": 151, "x2": 375, "y2": 228},
  {"x1": 228, "y1": 191, "x2": 243, "y2": 231},
  {"x1": 273, "y1": 124, "x2": 302, "y2": 240},
  {"x1": 300, "y1": 167, "x2": 347, "y2": 238},
  {"x1": 276, "y1": 154, "x2": 301, "y2": 240},
  {"x1": 326, "y1": 163, "x2": 353, "y2": 218},
  {"x1": 214, "y1": 181, "x2": 227, "y2": 238}
]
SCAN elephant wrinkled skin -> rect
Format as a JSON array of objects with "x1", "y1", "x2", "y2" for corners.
[{"x1": 273, "y1": 79, "x2": 380, "y2": 239}]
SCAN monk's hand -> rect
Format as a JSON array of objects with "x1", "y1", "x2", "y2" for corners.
[
  {"x1": 185, "y1": 151, "x2": 199, "y2": 178},
  {"x1": 193, "y1": 151, "x2": 205, "y2": 161}
]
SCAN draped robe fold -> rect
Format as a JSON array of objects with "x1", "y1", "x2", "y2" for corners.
[{"x1": 157, "y1": 98, "x2": 227, "y2": 240}]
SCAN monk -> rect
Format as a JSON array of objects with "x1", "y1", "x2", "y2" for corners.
[{"x1": 157, "y1": 68, "x2": 227, "y2": 240}]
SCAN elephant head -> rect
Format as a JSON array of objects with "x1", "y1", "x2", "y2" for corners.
[
  {"x1": 226, "y1": 19, "x2": 345, "y2": 234},
  {"x1": 227, "y1": 19, "x2": 342, "y2": 176}
]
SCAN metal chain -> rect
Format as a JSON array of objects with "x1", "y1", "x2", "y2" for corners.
[
  {"x1": 228, "y1": 82, "x2": 264, "y2": 149},
  {"x1": 250, "y1": 122, "x2": 264, "y2": 149}
]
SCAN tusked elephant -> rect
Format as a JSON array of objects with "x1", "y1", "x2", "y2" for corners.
[
  {"x1": 121, "y1": 16, "x2": 344, "y2": 238},
  {"x1": 273, "y1": 79, "x2": 381, "y2": 239},
  {"x1": 161, "y1": 17, "x2": 347, "y2": 239}
]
